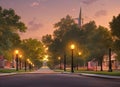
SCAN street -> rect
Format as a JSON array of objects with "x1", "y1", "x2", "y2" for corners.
[{"x1": 0, "y1": 73, "x2": 120, "y2": 87}]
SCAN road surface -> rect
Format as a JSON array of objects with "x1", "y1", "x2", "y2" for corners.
[{"x1": 0, "y1": 73, "x2": 120, "y2": 87}]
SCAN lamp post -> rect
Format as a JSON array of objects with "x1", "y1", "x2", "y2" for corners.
[
  {"x1": 70, "y1": 44, "x2": 75, "y2": 73},
  {"x1": 24, "y1": 58, "x2": 27, "y2": 71},
  {"x1": 64, "y1": 53, "x2": 66, "y2": 71},
  {"x1": 77, "y1": 52, "x2": 81, "y2": 70},
  {"x1": 108, "y1": 48, "x2": 112, "y2": 72},
  {"x1": 15, "y1": 50, "x2": 19, "y2": 71},
  {"x1": 58, "y1": 57, "x2": 61, "y2": 69},
  {"x1": 19, "y1": 55, "x2": 22, "y2": 70}
]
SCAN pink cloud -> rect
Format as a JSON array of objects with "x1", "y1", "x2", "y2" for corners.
[
  {"x1": 95, "y1": 10, "x2": 107, "y2": 17},
  {"x1": 28, "y1": 18, "x2": 43, "y2": 31},
  {"x1": 81, "y1": 0, "x2": 98, "y2": 5},
  {"x1": 31, "y1": 2, "x2": 39, "y2": 7}
]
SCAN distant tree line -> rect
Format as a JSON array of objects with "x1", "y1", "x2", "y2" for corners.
[{"x1": 42, "y1": 14, "x2": 120, "y2": 70}]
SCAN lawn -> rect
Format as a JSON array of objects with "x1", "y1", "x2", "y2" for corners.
[
  {"x1": 76, "y1": 70, "x2": 120, "y2": 76},
  {"x1": 54, "y1": 69, "x2": 120, "y2": 76},
  {"x1": 0, "y1": 69, "x2": 32, "y2": 73},
  {"x1": 0, "y1": 69, "x2": 16, "y2": 73}
]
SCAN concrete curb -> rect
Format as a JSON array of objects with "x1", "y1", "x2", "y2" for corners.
[
  {"x1": 61, "y1": 72, "x2": 120, "y2": 80},
  {"x1": 0, "y1": 72, "x2": 33, "y2": 77},
  {"x1": 0, "y1": 71, "x2": 60, "y2": 77},
  {"x1": 0, "y1": 73, "x2": 17, "y2": 77},
  {"x1": 79, "y1": 73, "x2": 120, "y2": 80}
]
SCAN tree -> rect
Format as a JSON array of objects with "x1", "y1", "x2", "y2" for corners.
[
  {"x1": 0, "y1": 6, "x2": 27, "y2": 60},
  {"x1": 42, "y1": 34, "x2": 52, "y2": 47},
  {"x1": 42, "y1": 15, "x2": 112, "y2": 70},
  {"x1": 110, "y1": 14, "x2": 120, "y2": 60},
  {"x1": 54, "y1": 15, "x2": 76, "y2": 40},
  {"x1": 20, "y1": 38, "x2": 44, "y2": 67},
  {"x1": 82, "y1": 23, "x2": 112, "y2": 71}
]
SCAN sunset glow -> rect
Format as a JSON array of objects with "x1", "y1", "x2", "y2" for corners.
[{"x1": 0, "y1": 0, "x2": 120, "y2": 40}]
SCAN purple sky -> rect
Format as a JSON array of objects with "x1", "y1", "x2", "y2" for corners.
[{"x1": 0, "y1": 0, "x2": 120, "y2": 40}]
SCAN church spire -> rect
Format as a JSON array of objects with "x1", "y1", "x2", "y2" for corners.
[{"x1": 78, "y1": 7, "x2": 82, "y2": 29}]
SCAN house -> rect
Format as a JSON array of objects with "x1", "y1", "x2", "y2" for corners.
[
  {"x1": 87, "y1": 53, "x2": 120, "y2": 71},
  {"x1": 0, "y1": 55, "x2": 13, "y2": 69},
  {"x1": 103, "y1": 53, "x2": 119, "y2": 70}
]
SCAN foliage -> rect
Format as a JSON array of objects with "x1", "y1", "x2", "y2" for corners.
[
  {"x1": 110, "y1": 14, "x2": 120, "y2": 60},
  {"x1": 81, "y1": 23, "x2": 112, "y2": 71},
  {"x1": 42, "y1": 15, "x2": 112, "y2": 70},
  {"x1": 20, "y1": 38, "x2": 44, "y2": 67},
  {"x1": 0, "y1": 6, "x2": 27, "y2": 61}
]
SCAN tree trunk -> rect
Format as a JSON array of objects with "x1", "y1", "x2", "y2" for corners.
[{"x1": 100, "y1": 58, "x2": 103, "y2": 71}]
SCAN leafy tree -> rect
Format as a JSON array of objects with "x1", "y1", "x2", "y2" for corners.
[
  {"x1": 81, "y1": 23, "x2": 112, "y2": 71},
  {"x1": 42, "y1": 15, "x2": 112, "y2": 71},
  {"x1": 110, "y1": 14, "x2": 120, "y2": 60},
  {"x1": 0, "y1": 6, "x2": 27, "y2": 60},
  {"x1": 42, "y1": 15, "x2": 85, "y2": 68},
  {"x1": 42, "y1": 34, "x2": 52, "y2": 47},
  {"x1": 20, "y1": 38, "x2": 44, "y2": 67}
]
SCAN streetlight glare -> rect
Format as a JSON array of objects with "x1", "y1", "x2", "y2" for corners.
[
  {"x1": 58, "y1": 57, "x2": 61, "y2": 60},
  {"x1": 19, "y1": 55, "x2": 22, "y2": 58},
  {"x1": 71, "y1": 44, "x2": 75, "y2": 49},
  {"x1": 45, "y1": 55, "x2": 48, "y2": 58},
  {"x1": 78, "y1": 52, "x2": 82, "y2": 55},
  {"x1": 15, "y1": 50, "x2": 19, "y2": 54},
  {"x1": 43, "y1": 58, "x2": 49, "y2": 61}
]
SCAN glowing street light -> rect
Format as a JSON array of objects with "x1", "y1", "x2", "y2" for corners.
[
  {"x1": 19, "y1": 54, "x2": 22, "y2": 70},
  {"x1": 58, "y1": 56, "x2": 62, "y2": 69},
  {"x1": 71, "y1": 44, "x2": 75, "y2": 50},
  {"x1": 77, "y1": 52, "x2": 82, "y2": 70},
  {"x1": 43, "y1": 55, "x2": 49, "y2": 61},
  {"x1": 78, "y1": 52, "x2": 82, "y2": 56},
  {"x1": 15, "y1": 50, "x2": 19, "y2": 71},
  {"x1": 70, "y1": 44, "x2": 75, "y2": 73}
]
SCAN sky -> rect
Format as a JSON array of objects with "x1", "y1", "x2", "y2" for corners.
[{"x1": 0, "y1": 0, "x2": 120, "y2": 40}]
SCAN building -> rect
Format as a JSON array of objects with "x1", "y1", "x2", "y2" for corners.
[
  {"x1": 88, "y1": 53, "x2": 120, "y2": 71},
  {"x1": 103, "y1": 53, "x2": 119, "y2": 70},
  {"x1": 0, "y1": 55, "x2": 14, "y2": 69}
]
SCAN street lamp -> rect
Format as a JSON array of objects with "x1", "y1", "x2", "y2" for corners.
[
  {"x1": 77, "y1": 52, "x2": 82, "y2": 70},
  {"x1": 70, "y1": 44, "x2": 75, "y2": 73},
  {"x1": 15, "y1": 50, "x2": 19, "y2": 71},
  {"x1": 24, "y1": 58, "x2": 27, "y2": 72},
  {"x1": 64, "y1": 53, "x2": 66, "y2": 71},
  {"x1": 58, "y1": 57, "x2": 61, "y2": 69},
  {"x1": 19, "y1": 55, "x2": 22, "y2": 70}
]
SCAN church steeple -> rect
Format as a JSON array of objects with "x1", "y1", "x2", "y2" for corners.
[{"x1": 78, "y1": 7, "x2": 82, "y2": 29}]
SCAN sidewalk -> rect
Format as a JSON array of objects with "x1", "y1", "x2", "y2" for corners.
[
  {"x1": 0, "y1": 66, "x2": 57, "y2": 77},
  {"x1": 62, "y1": 72, "x2": 120, "y2": 80},
  {"x1": 0, "y1": 73, "x2": 17, "y2": 76},
  {"x1": 79, "y1": 73, "x2": 120, "y2": 79},
  {"x1": 32, "y1": 66, "x2": 56, "y2": 74}
]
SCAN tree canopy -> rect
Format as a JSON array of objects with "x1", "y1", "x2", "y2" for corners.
[
  {"x1": 0, "y1": 6, "x2": 27, "y2": 61},
  {"x1": 110, "y1": 14, "x2": 120, "y2": 60},
  {"x1": 20, "y1": 38, "x2": 44, "y2": 67},
  {"x1": 42, "y1": 15, "x2": 113, "y2": 69}
]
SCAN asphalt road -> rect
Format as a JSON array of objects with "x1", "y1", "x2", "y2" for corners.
[{"x1": 0, "y1": 73, "x2": 120, "y2": 87}]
